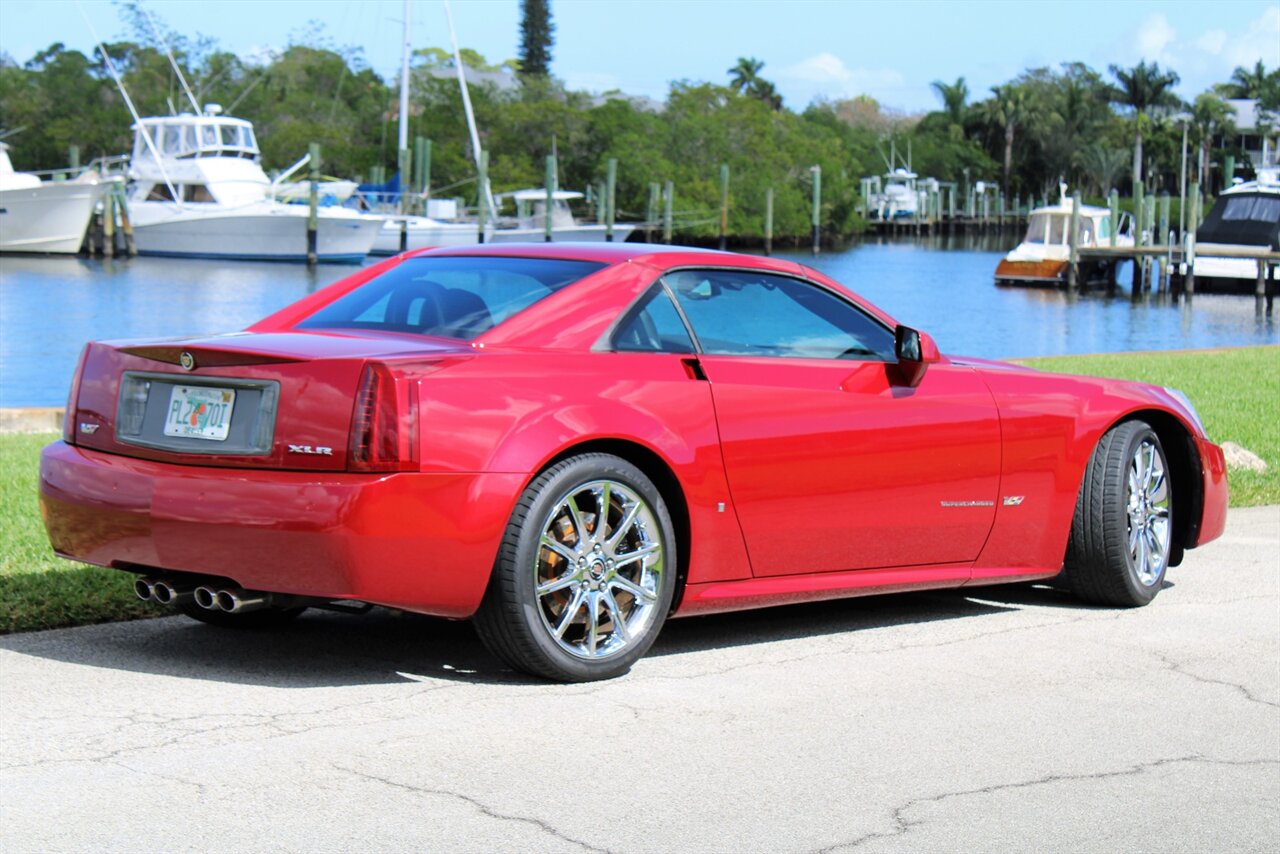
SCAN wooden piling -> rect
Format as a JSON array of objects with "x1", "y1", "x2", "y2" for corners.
[
  {"x1": 605, "y1": 158, "x2": 618, "y2": 242},
  {"x1": 113, "y1": 182, "x2": 136, "y2": 256},
  {"x1": 646, "y1": 182, "x2": 659, "y2": 244},
  {"x1": 477, "y1": 149, "x2": 489, "y2": 244},
  {"x1": 764, "y1": 187, "x2": 774, "y2": 256},
  {"x1": 69, "y1": 145, "x2": 80, "y2": 176},
  {"x1": 307, "y1": 142, "x2": 320, "y2": 265},
  {"x1": 1157, "y1": 194, "x2": 1171, "y2": 291},
  {"x1": 718, "y1": 164, "x2": 729, "y2": 251},
  {"x1": 545, "y1": 155, "x2": 556, "y2": 242},
  {"x1": 1108, "y1": 190, "x2": 1119, "y2": 249},
  {"x1": 415, "y1": 137, "x2": 431, "y2": 212},
  {"x1": 810, "y1": 165, "x2": 821, "y2": 255},
  {"x1": 103, "y1": 189, "x2": 116, "y2": 258},
  {"x1": 1067, "y1": 192, "x2": 1080, "y2": 290},
  {"x1": 1185, "y1": 182, "x2": 1200, "y2": 295},
  {"x1": 1257, "y1": 258, "x2": 1267, "y2": 317},
  {"x1": 663, "y1": 181, "x2": 673, "y2": 243}
]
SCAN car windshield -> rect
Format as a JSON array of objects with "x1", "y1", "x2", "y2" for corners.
[{"x1": 295, "y1": 256, "x2": 606, "y2": 339}]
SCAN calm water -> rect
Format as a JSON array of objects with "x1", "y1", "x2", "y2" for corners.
[{"x1": 2, "y1": 239, "x2": 1276, "y2": 407}]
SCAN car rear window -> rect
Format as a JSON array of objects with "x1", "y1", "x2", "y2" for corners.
[{"x1": 296, "y1": 256, "x2": 606, "y2": 339}]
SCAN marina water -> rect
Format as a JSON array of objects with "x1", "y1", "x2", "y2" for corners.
[{"x1": 2, "y1": 238, "x2": 1276, "y2": 408}]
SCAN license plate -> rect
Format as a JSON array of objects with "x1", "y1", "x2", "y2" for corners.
[{"x1": 163, "y1": 385, "x2": 236, "y2": 441}]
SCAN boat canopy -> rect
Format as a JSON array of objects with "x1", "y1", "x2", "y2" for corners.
[
  {"x1": 1196, "y1": 191, "x2": 1280, "y2": 249},
  {"x1": 1022, "y1": 210, "x2": 1113, "y2": 245},
  {"x1": 132, "y1": 116, "x2": 259, "y2": 162}
]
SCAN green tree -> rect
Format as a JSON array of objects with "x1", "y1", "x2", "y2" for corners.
[
  {"x1": 518, "y1": 0, "x2": 554, "y2": 79},
  {"x1": 1077, "y1": 143, "x2": 1128, "y2": 195},
  {"x1": 929, "y1": 76, "x2": 968, "y2": 131},
  {"x1": 1189, "y1": 93, "x2": 1235, "y2": 188},
  {"x1": 1107, "y1": 60, "x2": 1181, "y2": 189},
  {"x1": 727, "y1": 57, "x2": 782, "y2": 110},
  {"x1": 982, "y1": 84, "x2": 1035, "y2": 197}
]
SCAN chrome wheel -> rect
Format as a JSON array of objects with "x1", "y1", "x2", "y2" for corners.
[
  {"x1": 534, "y1": 479, "x2": 664, "y2": 660},
  {"x1": 1126, "y1": 438, "x2": 1171, "y2": 587}
]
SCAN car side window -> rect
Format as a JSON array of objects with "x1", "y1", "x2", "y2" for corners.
[
  {"x1": 666, "y1": 269, "x2": 896, "y2": 360},
  {"x1": 611, "y1": 285, "x2": 695, "y2": 354}
]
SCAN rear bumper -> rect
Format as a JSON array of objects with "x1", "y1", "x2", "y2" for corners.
[
  {"x1": 1194, "y1": 437, "x2": 1228, "y2": 548},
  {"x1": 39, "y1": 441, "x2": 524, "y2": 618}
]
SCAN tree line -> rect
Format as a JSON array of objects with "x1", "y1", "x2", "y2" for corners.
[{"x1": 1, "y1": 17, "x2": 1276, "y2": 242}]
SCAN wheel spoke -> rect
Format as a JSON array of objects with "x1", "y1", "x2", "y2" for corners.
[
  {"x1": 565, "y1": 494, "x2": 590, "y2": 546},
  {"x1": 1136, "y1": 528, "x2": 1149, "y2": 578},
  {"x1": 594, "y1": 482, "x2": 613, "y2": 540},
  {"x1": 606, "y1": 501, "x2": 642, "y2": 549},
  {"x1": 610, "y1": 574, "x2": 656, "y2": 603},
  {"x1": 585, "y1": 591, "x2": 601, "y2": 654},
  {"x1": 602, "y1": 588, "x2": 630, "y2": 644},
  {"x1": 612, "y1": 543, "x2": 661, "y2": 571},
  {"x1": 554, "y1": 588, "x2": 586, "y2": 638},
  {"x1": 1149, "y1": 473, "x2": 1168, "y2": 504},
  {"x1": 1128, "y1": 519, "x2": 1141, "y2": 553},
  {"x1": 540, "y1": 534, "x2": 579, "y2": 565},
  {"x1": 537, "y1": 572, "x2": 580, "y2": 597}
]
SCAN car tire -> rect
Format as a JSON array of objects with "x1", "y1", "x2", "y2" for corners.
[
  {"x1": 474, "y1": 453, "x2": 677, "y2": 682},
  {"x1": 1064, "y1": 419, "x2": 1173, "y2": 607},
  {"x1": 176, "y1": 602, "x2": 307, "y2": 628}
]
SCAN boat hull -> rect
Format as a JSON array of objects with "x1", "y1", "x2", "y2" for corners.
[
  {"x1": 370, "y1": 218, "x2": 488, "y2": 255},
  {"x1": 0, "y1": 181, "x2": 106, "y2": 254},
  {"x1": 487, "y1": 224, "x2": 636, "y2": 243},
  {"x1": 129, "y1": 205, "x2": 383, "y2": 263},
  {"x1": 994, "y1": 258, "x2": 1069, "y2": 284}
]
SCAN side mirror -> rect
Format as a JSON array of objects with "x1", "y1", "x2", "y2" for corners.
[{"x1": 894, "y1": 325, "x2": 940, "y2": 388}]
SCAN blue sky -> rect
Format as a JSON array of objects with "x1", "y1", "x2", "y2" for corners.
[{"x1": 2, "y1": 0, "x2": 1278, "y2": 112}]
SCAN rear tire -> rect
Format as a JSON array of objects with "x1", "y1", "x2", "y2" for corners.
[
  {"x1": 1064, "y1": 420, "x2": 1173, "y2": 607},
  {"x1": 177, "y1": 602, "x2": 306, "y2": 628},
  {"x1": 474, "y1": 453, "x2": 677, "y2": 682}
]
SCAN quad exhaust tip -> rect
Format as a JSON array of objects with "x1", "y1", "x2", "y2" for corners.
[{"x1": 134, "y1": 577, "x2": 156, "y2": 602}]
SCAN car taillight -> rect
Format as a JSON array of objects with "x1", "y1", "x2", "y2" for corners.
[
  {"x1": 62, "y1": 345, "x2": 90, "y2": 444},
  {"x1": 348, "y1": 362, "x2": 419, "y2": 472}
]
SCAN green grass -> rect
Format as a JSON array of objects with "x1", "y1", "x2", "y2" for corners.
[
  {"x1": 0, "y1": 433, "x2": 160, "y2": 633},
  {"x1": 1019, "y1": 346, "x2": 1280, "y2": 507},
  {"x1": 2, "y1": 346, "x2": 1276, "y2": 633}
]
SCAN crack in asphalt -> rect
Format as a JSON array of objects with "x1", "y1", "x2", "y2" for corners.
[
  {"x1": 814, "y1": 755, "x2": 1280, "y2": 853},
  {"x1": 1, "y1": 683, "x2": 460, "y2": 773},
  {"x1": 331, "y1": 764, "x2": 611, "y2": 853},
  {"x1": 1150, "y1": 651, "x2": 1280, "y2": 710}
]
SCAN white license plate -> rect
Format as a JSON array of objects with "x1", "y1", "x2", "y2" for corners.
[{"x1": 163, "y1": 385, "x2": 236, "y2": 441}]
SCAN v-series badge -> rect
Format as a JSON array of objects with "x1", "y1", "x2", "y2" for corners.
[{"x1": 288, "y1": 444, "x2": 333, "y2": 456}]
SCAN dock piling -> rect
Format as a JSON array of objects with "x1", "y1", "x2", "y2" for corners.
[
  {"x1": 718, "y1": 164, "x2": 730, "y2": 251},
  {"x1": 605, "y1": 157, "x2": 617, "y2": 242},
  {"x1": 103, "y1": 189, "x2": 116, "y2": 258},
  {"x1": 115, "y1": 183, "x2": 136, "y2": 256},
  {"x1": 1067, "y1": 192, "x2": 1080, "y2": 290},
  {"x1": 646, "y1": 182, "x2": 659, "y2": 243},
  {"x1": 477, "y1": 149, "x2": 489, "y2": 244},
  {"x1": 306, "y1": 142, "x2": 320, "y2": 265},
  {"x1": 810, "y1": 165, "x2": 821, "y2": 255},
  {"x1": 1257, "y1": 258, "x2": 1267, "y2": 317},
  {"x1": 764, "y1": 187, "x2": 774, "y2": 256},
  {"x1": 545, "y1": 155, "x2": 556, "y2": 242},
  {"x1": 663, "y1": 181, "x2": 673, "y2": 243},
  {"x1": 1185, "y1": 182, "x2": 1200, "y2": 295}
]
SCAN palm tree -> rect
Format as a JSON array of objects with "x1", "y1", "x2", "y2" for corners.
[
  {"x1": 727, "y1": 57, "x2": 782, "y2": 110},
  {"x1": 1107, "y1": 61, "x2": 1181, "y2": 189},
  {"x1": 1190, "y1": 93, "x2": 1235, "y2": 188},
  {"x1": 1225, "y1": 60, "x2": 1271, "y2": 99},
  {"x1": 983, "y1": 84, "x2": 1034, "y2": 197},
  {"x1": 1077, "y1": 144, "x2": 1128, "y2": 196},
  {"x1": 728, "y1": 57, "x2": 764, "y2": 96},
  {"x1": 930, "y1": 76, "x2": 969, "y2": 127}
]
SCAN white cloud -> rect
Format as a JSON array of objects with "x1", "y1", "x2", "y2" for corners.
[
  {"x1": 1135, "y1": 13, "x2": 1177, "y2": 62},
  {"x1": 775, "y1": 52, "x2": 905, "y2": 97},
  {"x1": 1224, "y1": 7, "x2": 1280, "y2": 69},
  {"x1": 1195, "y1": 30, "x2": 1227, "y2": 56}
]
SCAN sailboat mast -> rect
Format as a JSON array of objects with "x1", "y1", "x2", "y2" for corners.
[
  {"x1": 442, "y1": 0, "x2": 495, "y2": 218},
  {"x1": 398, "y1": 0, "x2": 410, "y2": 153}
]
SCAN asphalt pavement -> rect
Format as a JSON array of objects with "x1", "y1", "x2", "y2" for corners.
[{"x1": 2, "y1": 506, "x2": 1277, "y2": 853}]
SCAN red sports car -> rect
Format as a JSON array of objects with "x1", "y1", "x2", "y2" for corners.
[{"x1": 40, "y1": 244, "x2": 1228, "y2": 681}]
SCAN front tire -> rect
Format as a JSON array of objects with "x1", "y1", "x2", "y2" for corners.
[
  {"x1": 1064, "y1": 420, "x2": 1173, "y2": 607},
  {"x1": 474, "y1": 454, "x2": 677, "y2": 682}
]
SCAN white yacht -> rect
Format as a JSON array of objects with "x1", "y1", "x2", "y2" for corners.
[
  {"x1": 125, "y1": 109, "x2": 384, "y2": 262},
  {"x1": 0, "y1": 143, "x2": 115, "y2": 254},
  {"x1": 370, "y1": 198, "x2": 490, "y2": 255},
  {"x1": 1181, "y1": 166, "x2": 1279, "y2": 293},
  {"x1": 488, "y1": 189, "x2": 634, "y2": 243},
  {"x1": 869, "y1": 168, "x2": 922, "y2": 221},
  {"x1": 996, "y1": 190, "x2": 1134, "y2": 286}
]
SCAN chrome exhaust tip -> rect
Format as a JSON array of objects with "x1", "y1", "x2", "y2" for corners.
[
  {"x1": 216, "y1": 588, "x2": 270, "y2": 614},
  {"x1": 193, "y1": 586, "x2": 219, "y2": 610},
  {"x1": 134, "y1": 577, "x2": 156, "y2": 602},
  {"x1": 152, "y1": 580, "x2": 195, "y2": 606}
]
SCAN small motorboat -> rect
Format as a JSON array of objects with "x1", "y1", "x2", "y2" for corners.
[
  {"x1": 995, "y1": 189, "x2": 1133, "y2": 286},
  {"x1": 0, "y1": 143, "x2": 115, "y2": 255}
]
